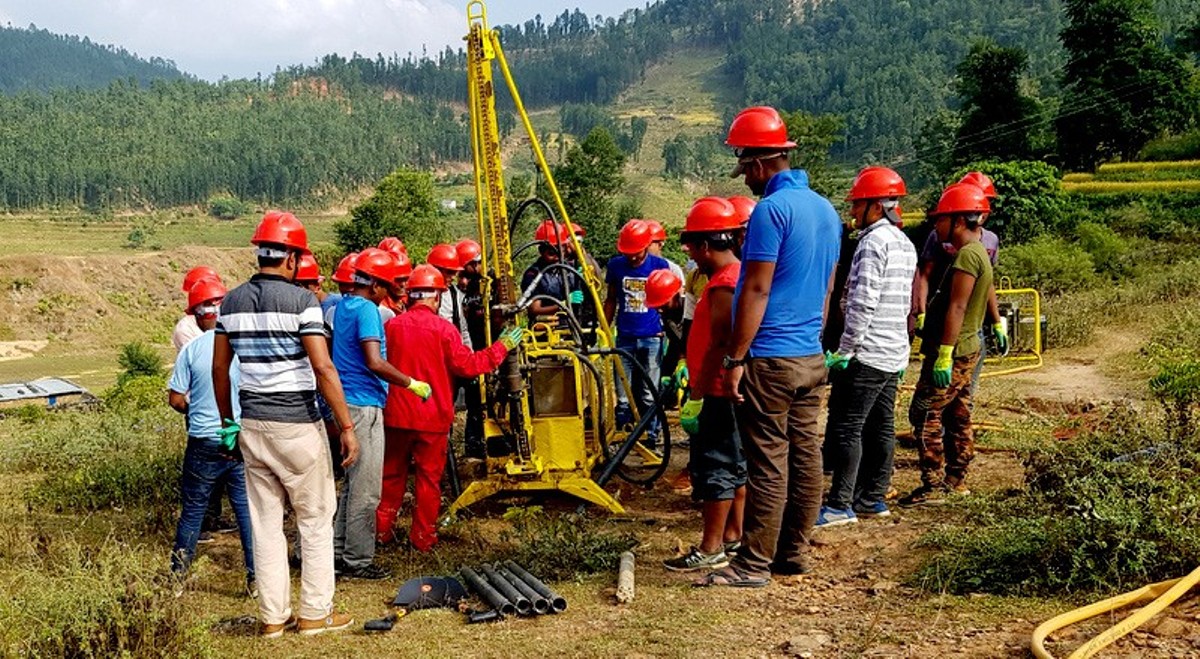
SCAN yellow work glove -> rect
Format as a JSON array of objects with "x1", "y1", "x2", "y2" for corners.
[
  {"x1": 680, "y1": 398, "x2": 703, "y2": 436},
  {"x1": 933, "y1": 345, "x2": 954, "y2": 388},
  {"x1": 915, "y1": 312, "x2": 926, "y2": 331},
  {"x1": 407, "y1": 379, "x2": 432, "y2": 401},
  {"x1": 499, "y1": 326, "x2": 523, "y2": 351},
  {"x1": 992, "y1": 320, "x2": 1009, "y2": 353}
]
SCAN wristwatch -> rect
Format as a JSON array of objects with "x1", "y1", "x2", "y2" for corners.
[{"x1": 722, "y1": 355, "x2": 746, "y2": 369}]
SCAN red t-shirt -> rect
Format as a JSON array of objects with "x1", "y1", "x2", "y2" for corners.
[{"x1": 686, "y1": 262, "x2": 741, "y2": 399}]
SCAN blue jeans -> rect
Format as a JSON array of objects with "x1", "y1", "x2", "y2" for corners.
[
  {"x1": 824, "y1": 361, "x2": 899, "y2": 510},
  {"x1": 615, "y1": 334, "x2": 663, "y2": 447},
  {"x1": 172, "y1": 437, "x2": 255, "y2": 578}
]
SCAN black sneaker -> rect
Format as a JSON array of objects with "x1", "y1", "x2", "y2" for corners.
[
  {"x1": 723, "y1": 540, "x2": 742, "y2": 556},
  {"x1": 210, "y1": 518, "x2": 238, "y2": 534},
  {"x1": 663, "y1": 547, "x2": 729, "y2": 572},
  {"x1": 339, "y1": 563, "x2": 392, "y2": 580},
  {"x1": 197, "y1": 531, "x2": 215, "y2": 545},
  {"x1": 898, "y1": 484, "x2": 948, "y2": 507}
]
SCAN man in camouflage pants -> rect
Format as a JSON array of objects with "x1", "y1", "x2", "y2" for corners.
[{"x1": 900, "y1": 183, "x2": 994, "y2": 507}]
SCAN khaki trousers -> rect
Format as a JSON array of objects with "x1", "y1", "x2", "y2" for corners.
[
  {"x1": 731, "y1": 355, "x2": 828, "y2": 576},
  {"x1": 240, "y1": 418, "x2": 336, "y2": 624}
]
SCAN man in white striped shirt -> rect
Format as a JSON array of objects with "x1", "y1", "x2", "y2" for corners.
[
  {"x1": 818, "y1": 167, "x2": 918, "y2": 527},
  {"x1": 213, "y1": 211, "x2": 360, "y2": 637}
]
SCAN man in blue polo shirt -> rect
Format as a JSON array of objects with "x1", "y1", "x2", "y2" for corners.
[
  {"x1": 604, "y1": 219, "x2": 671, "y2": 450},
  {"x1": 700, "y1": 107, "x2": 840, "y2": 588},
  {"x1": 329, "y1": 248, "x2": 430, "y2": 581}
]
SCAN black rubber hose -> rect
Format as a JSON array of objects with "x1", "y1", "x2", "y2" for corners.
[
  {"x1": 461, "y1": 566, "x2": 515, "y2": 616},
  {"x1": 499, "y1": 565, "x2": 550, "y2": 615},
  {"x1": 504, "y1": 561, "x2": 567, "y2": 613},
  {"x1": 588, "y1": 346, "x2": 673, "y2": 487},
  {"x1": 481, "y1": 563, "x2": 531, "y2": 615},
  {"x1": 572, "y1": 349, "x2": 608, "y2": 449}
]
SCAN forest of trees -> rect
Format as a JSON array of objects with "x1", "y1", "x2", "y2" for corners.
[
  {"x1": 0, "y1": 25, "x2": 185, "y2": 93},
  {"x1": 0, "y1": 78, "x2": 470, "y2": 209},
  {"x1": 0, "y1": 0, "x2": 1196, "y2": 211}
]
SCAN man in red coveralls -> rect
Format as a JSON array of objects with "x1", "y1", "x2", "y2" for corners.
[{"x1": 375, "y1": 265, "x2": 522, "y2": 550}]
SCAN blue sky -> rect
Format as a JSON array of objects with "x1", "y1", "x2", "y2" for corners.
[{"x1": 0, "y1": 1, "x2": 647, "y2": 80}]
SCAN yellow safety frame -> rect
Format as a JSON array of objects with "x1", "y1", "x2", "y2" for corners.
[
  {"x1": 981, "y1": 277, "x2": 1044, "y2": 378},
  {"x1": 449, "y1": 1, "x2": 658, "y2": 517}
]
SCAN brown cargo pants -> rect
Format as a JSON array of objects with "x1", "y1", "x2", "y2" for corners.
[
  {"x1": 730, "y1": 355, "x2": 828, "y2": 577},
  {"x1": 909, "y1": 351, "x2": 980, "y2": 488}
]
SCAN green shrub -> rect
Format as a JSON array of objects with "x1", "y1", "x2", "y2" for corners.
[
  {"x1": 0, "y1": 530, "x2": 210, "y2": 658},
  {"x1": 1139, "y1": 132, "x2": 1200, "y2": 161},
  {"x1": 207, "y1": 194, "x2": 251, "y2": 220},
  {"x1": 105, "y1": 374, "x2": 167, "y2": 412},
  {"x1": 913, "y1": 406, "x2": 1200, "y2": 596},
  {"x1": 117, "y1": 342, "x2": 164, "y2": 384},
  {"x1": 497, "y1": 506, "x2": 637, "y2": 581},
  {"x1": 998, "y1": 236, "x2": 1095, "y2": 294},
  {"x1": 1075, "y1": 221, "x2": 1130, "y2": 277},
  {"x1": 953, "y1": 160, "x2": 1069, "y2": 244},
  {"x1": 8, "y1": 404, "x2": 47, "y2": 424},
  {"x1": 1150, "y1": 359, "x2": 1200, "y2": 440},
  {"x1": 335, "y1": 168, "x2": 446, "y2": 256}
]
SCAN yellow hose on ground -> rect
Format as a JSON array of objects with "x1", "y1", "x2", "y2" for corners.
[{"x1": 1031, "y1": 565, "x2": 1200, "y2": 658}]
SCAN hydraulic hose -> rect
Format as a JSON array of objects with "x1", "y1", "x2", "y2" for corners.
[
  {"x1": 1031, "y1": 566, "x2": 1200, "y2": 658},
  {"x1": 589, "y1": 346, "x2": 673, "y2": 487}
]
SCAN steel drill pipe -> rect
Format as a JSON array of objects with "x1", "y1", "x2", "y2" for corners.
[
  {"x1": 503, "y1": 560, "x2": 567, "y2": 613},
  {"x1": 482, "y1": 563, "x2": 532, "y2": 616},
  {"x1": 499, "y1": 565, "x2": 551, "y2": 614},
  {"x1": 460, "y1": 566, "x2": 515, "y2": 616}
]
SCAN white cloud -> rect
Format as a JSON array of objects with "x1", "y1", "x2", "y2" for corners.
[{"x1": 0, "y1": 0, "x2": 644, "y2": 80}]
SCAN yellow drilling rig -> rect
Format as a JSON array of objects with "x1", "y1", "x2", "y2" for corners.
[{"x1": 446, "y1": 0, "x2": 671, "y2": 517}]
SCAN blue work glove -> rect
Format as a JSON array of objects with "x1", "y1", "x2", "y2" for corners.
[
  {"x1": 933, "y1": 345, "x2": 954, "y2": 388},
  {"x1": 568, "y1": 290, "x2": 584, "y2": 305},
  {"x1": 499, "y1": 326, "x2": 523, "y2": 351},
  {"x1": 898, "y1": 368, "x2": 907, "y2": 381},
  {"x1": 680, "y1": 398, "x2": 703, "y2": 436},
  {"x1": 824, "y1": 350, "x2": 851, "y2": 371},
  {"x1": 406, "y1": 379, "x2": 432, "y2": 401},
  {"x1": 992, "y1": 321, "x2": 1009, "y2": 353}
]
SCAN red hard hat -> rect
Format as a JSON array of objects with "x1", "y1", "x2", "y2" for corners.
[
  {"x1": 959, "y1": 171, "x2": 998, "y2": 199},
  {"x1": 394, "y1": 250, "x2": 413, "y2": 280},
  {"x1": 646, "y1": 220, "x2": 668, "y2": 242},
  {"x1": 378, "y1": 236, "x2": 408, "y2": 258},
  {"x1": 354, "y1": 247, "x2": 399, "y2": 284},
  {"x1": 684, "y1": 197, "x2": 741, "y2": 233},
  {"x1": 408, "y1": 264, "x2": 447, "y2": 291},
  {"x1": 331, "y1": 252, "x2": 359, "y2": 284},
  {"x1": 931, "y1": 182, "x2": 991, "y2": 217},
  {"x1": 725, "y1": 106, "x2": 797, "y2": 150},
  {"x1": 728, "y1": 196, "x2": 757, "y2": 224},
  {"x1": 571, "y1": 223, "x2": 586, "y2": 237},
  {"x1": 534, "y1": 219, "x2": 568, "y2": 244},
  {"x1": 187, "y1": 277, "x2": 227, "y2": 312},
  {"x1": 296, "y1": 253, "x2": 321, "y2": 282},
  {"x1": 456, "y1": 239, "x2": 482, "y2": 265},
  {"x1": 427, "y1": 243, "x2": 462, "y2": 270},
  {"x1": 644, "y1": 269, "x2": 682, "y2": 309},
  {"x1": 251, "y1": 210, "x2": 309, "y2": 253},
  {"x1": 182, "y1": 266, "x2": 221, "y2": 292},
  {"x1": 617, "y1": 220, "x2": 653, "y2": 255},
  {"x1": 848, "y1": 166, "x2": 907, "y2": 201}
]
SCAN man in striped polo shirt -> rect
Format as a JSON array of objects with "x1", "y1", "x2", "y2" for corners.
[
  {"x1": 213, "y1": 211, "x2": 360, "y2": 637},
  {"x1": 819, "y1": 167, "x2": 917, "y2": 527}
]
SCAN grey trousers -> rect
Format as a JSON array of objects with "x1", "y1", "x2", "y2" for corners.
[{"x1": 333, "y1": 404, "x2": 385, "y2": 569}]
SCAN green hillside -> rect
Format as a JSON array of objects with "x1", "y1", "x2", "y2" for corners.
[{"x1": 0, "y1": 25, "x2": 186, "y2": 93}]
